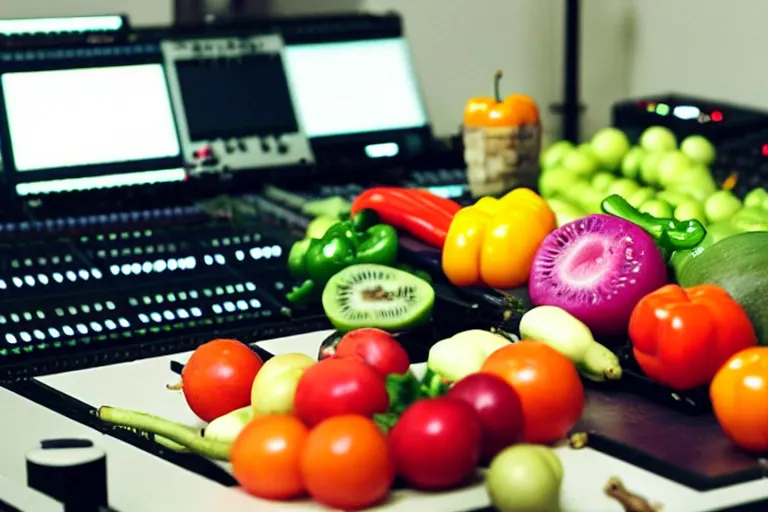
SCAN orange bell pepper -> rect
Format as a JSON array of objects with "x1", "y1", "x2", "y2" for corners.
[
  {"x1": 463, "y1": 71, "x2": 525, "y2": 128},
  {"x1": 442, "y1": 188, "x2": 556, "y2": 289},
  {"x1": 629, "y1": 284, "x2": 758, "y2": 392}
]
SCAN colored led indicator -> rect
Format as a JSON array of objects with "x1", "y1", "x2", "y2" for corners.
[
  {"x1": 655, "y1": 103, "x2": 670, "y2": 116},
  {"x1": 646, "y1": 102, "x2": 656, "y2": 113},
  {"x1": 711, "y1": 110, "x2": 723, "y2": 122},
  {"x1": 761, "y1": 144, "x2": 768, "y2": 157}
]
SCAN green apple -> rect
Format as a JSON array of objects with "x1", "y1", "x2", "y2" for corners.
[
  {"x1": 620, "y1": 146, "x2": 645, "y2": 179},
  {"x1": 764, "y1": 196, "x2": 768, "y2": 212},
  {"x1": 744, "y1": 187, "x2": 768, "y2": 209},
  {"x1": 680, "y1": 135, "x2": 716, "y2": 166},
  {"x1": 640, "y1": 125, "x2": 677, "y2": 152},
  {"x1": 591, "y1": 171, "x2": 617, "y2": 193},
  {"x1": 538, "y1": 167, "x2": 580, "y2": 198},
  {"x1": 639, "y1": 199, "x2": 673, "y2": 218},
  {"x1": 627, "y1": 187, "x2": 656, "y2": 208},
  {"x1": 486, "y1": 444, "x2": 563, "y2": 512},
  {"x1": 562, "y1": 147, "x2": 599, "y2": 177},
  {"x1": 730, "y1": 207, "x2": 768, "y2": 232},
  {"x1": 639, "y1": 151, "x2": 666, "y2": 185},
  {"x1": 656, "y1": 190, "x2": 694, "y2": 208},
  {"x1": 562, "y1": 179, "x2": 593, "y2": 204},
  {"x1": 545, "y1": 197, "x2": 587, "y2": 227},
  {"x1": 662, "y1": 164, "x2": 717, "y2": 201},
  {"x1": 578, "y1": 189, "x2": 607, "y2": 214},
  {"x1": 539, "y1": 140, "x2": 575, "y2": 169},
  {"x1": 656, "y1": 151, "x2": 691, "y2": 188},
  {"x1": 674, "y1": 200, "x2": 707, "y2": 225},
  {"x1": 607, "y1": 178, "x2": 641, "y2": 199},
  {"x1": 591, "y1": 127, "x2": 630, "y2": 171},
  {"x1": 704, "y1": 190, "x2": 743, "y2": 223},
  {"x1": 707, "y1": 220, "x2": 745, "y2": 241}
]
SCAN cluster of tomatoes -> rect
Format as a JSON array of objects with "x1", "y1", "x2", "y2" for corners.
[{"x1": 193, "y1": 328, "x2": 583, "y2": 510}]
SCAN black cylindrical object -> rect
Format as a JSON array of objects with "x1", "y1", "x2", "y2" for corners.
[
  {"x1": 26, "y1": 439, "x2": 109, "y2": 512},
  {"x1": 562, "y1": 0, "x2": 581, "y2": 142}
]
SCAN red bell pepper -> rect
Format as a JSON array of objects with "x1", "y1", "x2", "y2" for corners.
[
  {"x1": 351, "y1": 187, "x2": 461, "y2": 248},
  {"x1": 628, "y1": 284, "x2": 758, "y2": 391}
]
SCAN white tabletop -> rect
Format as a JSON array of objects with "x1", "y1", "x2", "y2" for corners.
[{"x1": 0, "y1": 330, "x2": 763, "y2": 511}]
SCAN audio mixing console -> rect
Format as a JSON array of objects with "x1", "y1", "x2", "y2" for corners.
[{"x1": 0, "y1": 13, "x2": 452, "y2": 382}]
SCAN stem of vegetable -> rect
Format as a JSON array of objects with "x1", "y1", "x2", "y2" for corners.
[
  {"x1": 166, "y1": 381, "x2": 182, "y2": 391},
  {"x1": 98, "y1": 406, "x2": 231, "y2": 461},
  {"x1": 494, "y1": 70, "x2": 504, "y2": 103}
]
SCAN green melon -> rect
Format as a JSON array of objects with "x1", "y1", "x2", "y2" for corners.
[{"x1": 678, "y1": 232, "x2": 768, "y2": 345}]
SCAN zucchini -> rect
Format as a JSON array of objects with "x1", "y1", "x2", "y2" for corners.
[{"x1": 678, "y1": 232, "x2": 768, "y2": 345}]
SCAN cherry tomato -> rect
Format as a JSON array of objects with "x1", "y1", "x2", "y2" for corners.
[
  {"x1": 301, "y1": 414, "x2": 394, "y2": 510},
  {"x1": 388, "y1": 397, "x2": 482, "y2": 490},
  {"x1": 481, "y1": 341, "x2": 584, "y2": 444},
  {"x1": 294, "y1": 357, "x2": 389, "y2": 427},
  {"x1": 230, "y1": 415, "x2": 309, "y2": 500},
  {"x1": 711, "y1": 347, "x2": 768, "y2": 452},
  {"x1": 182, "y1": 339, "x2": 264, "y2": 422},
  {"x1": 332, "y1": 328, "x2": 411, "y2": 376}
]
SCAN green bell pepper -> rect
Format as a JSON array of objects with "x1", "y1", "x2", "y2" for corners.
[
  {"x1": 601, "y1": 194, "x2": 707, "y2": 257},
  {"x1": 286, "y1": 209, "x2": 399, "y2": 304}
]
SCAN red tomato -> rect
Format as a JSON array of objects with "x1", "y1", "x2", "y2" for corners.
[
  {"x1": 447, "y1": 373, "x2": 524, "y2": 464},
  {"x1": 301, "y1": 415, "x2": 394, "y2": 510},
  {"x1": 294, "y1": 357, "x2": 389, "y2": 427},
  {"x1": 230, "y1": 415, "x2": 309, "y2": 500},
  {"x1": 388, "y1": 397, "x2": 482, "y2": 490},
  {"x1": 182, "y1": 339, "x2": 264, "y2": 422},
  {"x1": 481, "y1": 341, "x2": 584, "y2": 444},
  {"x1": 333, "y1": 328, "x2": 411, "y2": 376}
]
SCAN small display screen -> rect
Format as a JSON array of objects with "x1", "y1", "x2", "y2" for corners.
[
  {"x1": 1, "y1": 64, "x2": 181, "y2": 172},
  {"x1": 284, "y1": 38, "x2": 428, "y2": 138},
  {"x1": 175, "y1": 54, "x2": 298, "y2": 141}
]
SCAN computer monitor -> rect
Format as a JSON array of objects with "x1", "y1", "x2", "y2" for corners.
[
  {"x1": 284, "y1": 37, "x2": 428, "y2": 139},
  {"x1": 0, "y1": 42, "x2": 186, "y2": 196}
]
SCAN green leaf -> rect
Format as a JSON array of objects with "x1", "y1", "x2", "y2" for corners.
[{"x1": 385, "y1": 371, "x2": 421, "y2": 415}]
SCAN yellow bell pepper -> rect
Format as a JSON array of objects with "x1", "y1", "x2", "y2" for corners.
[{"x1": 442, "y1": 187, "x2": 556, "y2": 289}]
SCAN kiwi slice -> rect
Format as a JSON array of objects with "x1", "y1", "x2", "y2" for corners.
[{"x1": 322, "y1": 264, "x2": 435, "y2": 332}]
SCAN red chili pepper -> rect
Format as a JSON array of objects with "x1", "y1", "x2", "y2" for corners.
[
  {"x1": 629, "y1": 284, "x2": 758, "y2": 391},
  {"x1": 351, "y1": 187, "x2": 460, "y2": 248}
]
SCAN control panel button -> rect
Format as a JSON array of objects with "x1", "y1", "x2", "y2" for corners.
[
  {"x1": 237, "y1": 140, "x2": 247, "y2": 152},
  {"x1": 194, "y1": 146, "x2": 213, "y2": 159},
  {"x1": 260, "y1": 139, "x2": 270, "y2": 152}
]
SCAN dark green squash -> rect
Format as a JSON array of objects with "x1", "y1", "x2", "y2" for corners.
[{"x1": 678, "y1": 232, "x2": 768, "y2": 345}]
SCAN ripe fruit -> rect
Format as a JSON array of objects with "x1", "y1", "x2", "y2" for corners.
[
  {"x1": 447, "y1": 373, "x2": 524, "y2": 463},
  {"x1": 639, "y1": 126, "x2": 677, "y2": 153},
  {"x1": 181, "y1": 339, "x2": 264, "y2": 422},
  {"x1": 481, "y1": 342, "x2": 585, "y2": 444},
  {"x1": 389, "y1": 398, "x2": 482, "y2": 490},
  {"x1": 301, "y1": 415, "x2": 394, "y2": 510},
  {"x1": 329, "y1": 328, "x2": 410, "y2": 376},
  {"x1": 590, "y1": 127, "x2": 630, "y2": 170},
  {"x1": 231, "y1": 415, "x2": 308, "y2": 500},
  {"x1": 294, "y1": 357, "x2": 389, "y2": 427}
]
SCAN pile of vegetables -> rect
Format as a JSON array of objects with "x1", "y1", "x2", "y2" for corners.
[
  {"x1": 98, "y1": 331, "x2": 575, "y2": 511},
  {"x1": 98, "y1": 156, "x2": 768, "y2": 509}
]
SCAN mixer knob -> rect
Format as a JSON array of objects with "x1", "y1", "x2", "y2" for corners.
[
  {"x1": 19, "y1": 222, "x2": 30, "y2": 232},
  {"x1": 97, "y1": 214, "x2": 108, "y2": 224},
  {"x1": 118, "y1": 213, "x2": 130, "y2": 223},
  {"x1": 129, "y1": 211, "x2": 141, "y2": 221},
  {"x1": 237, "y1": 140, "x2": 248, "y2": 152},
  {"x1": 108, "y1": 213, "x2": 120, "y2": 223},
  {"x1": 141, "y1": 210, "x2": 152, "y2": 220},
  {"x1": 260, "y1": 138, "x2": 270, "y2": 152},
  {"x1": 172, "y1": 206, "x2": 183, "y2": 216},
  {"x1": 161, "y1": 208, "x2": 174, "y2": 218}
]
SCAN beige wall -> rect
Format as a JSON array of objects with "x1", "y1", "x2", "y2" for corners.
[{"x1": 3, "y1": 0, "x2": 767, "y2": 141}]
